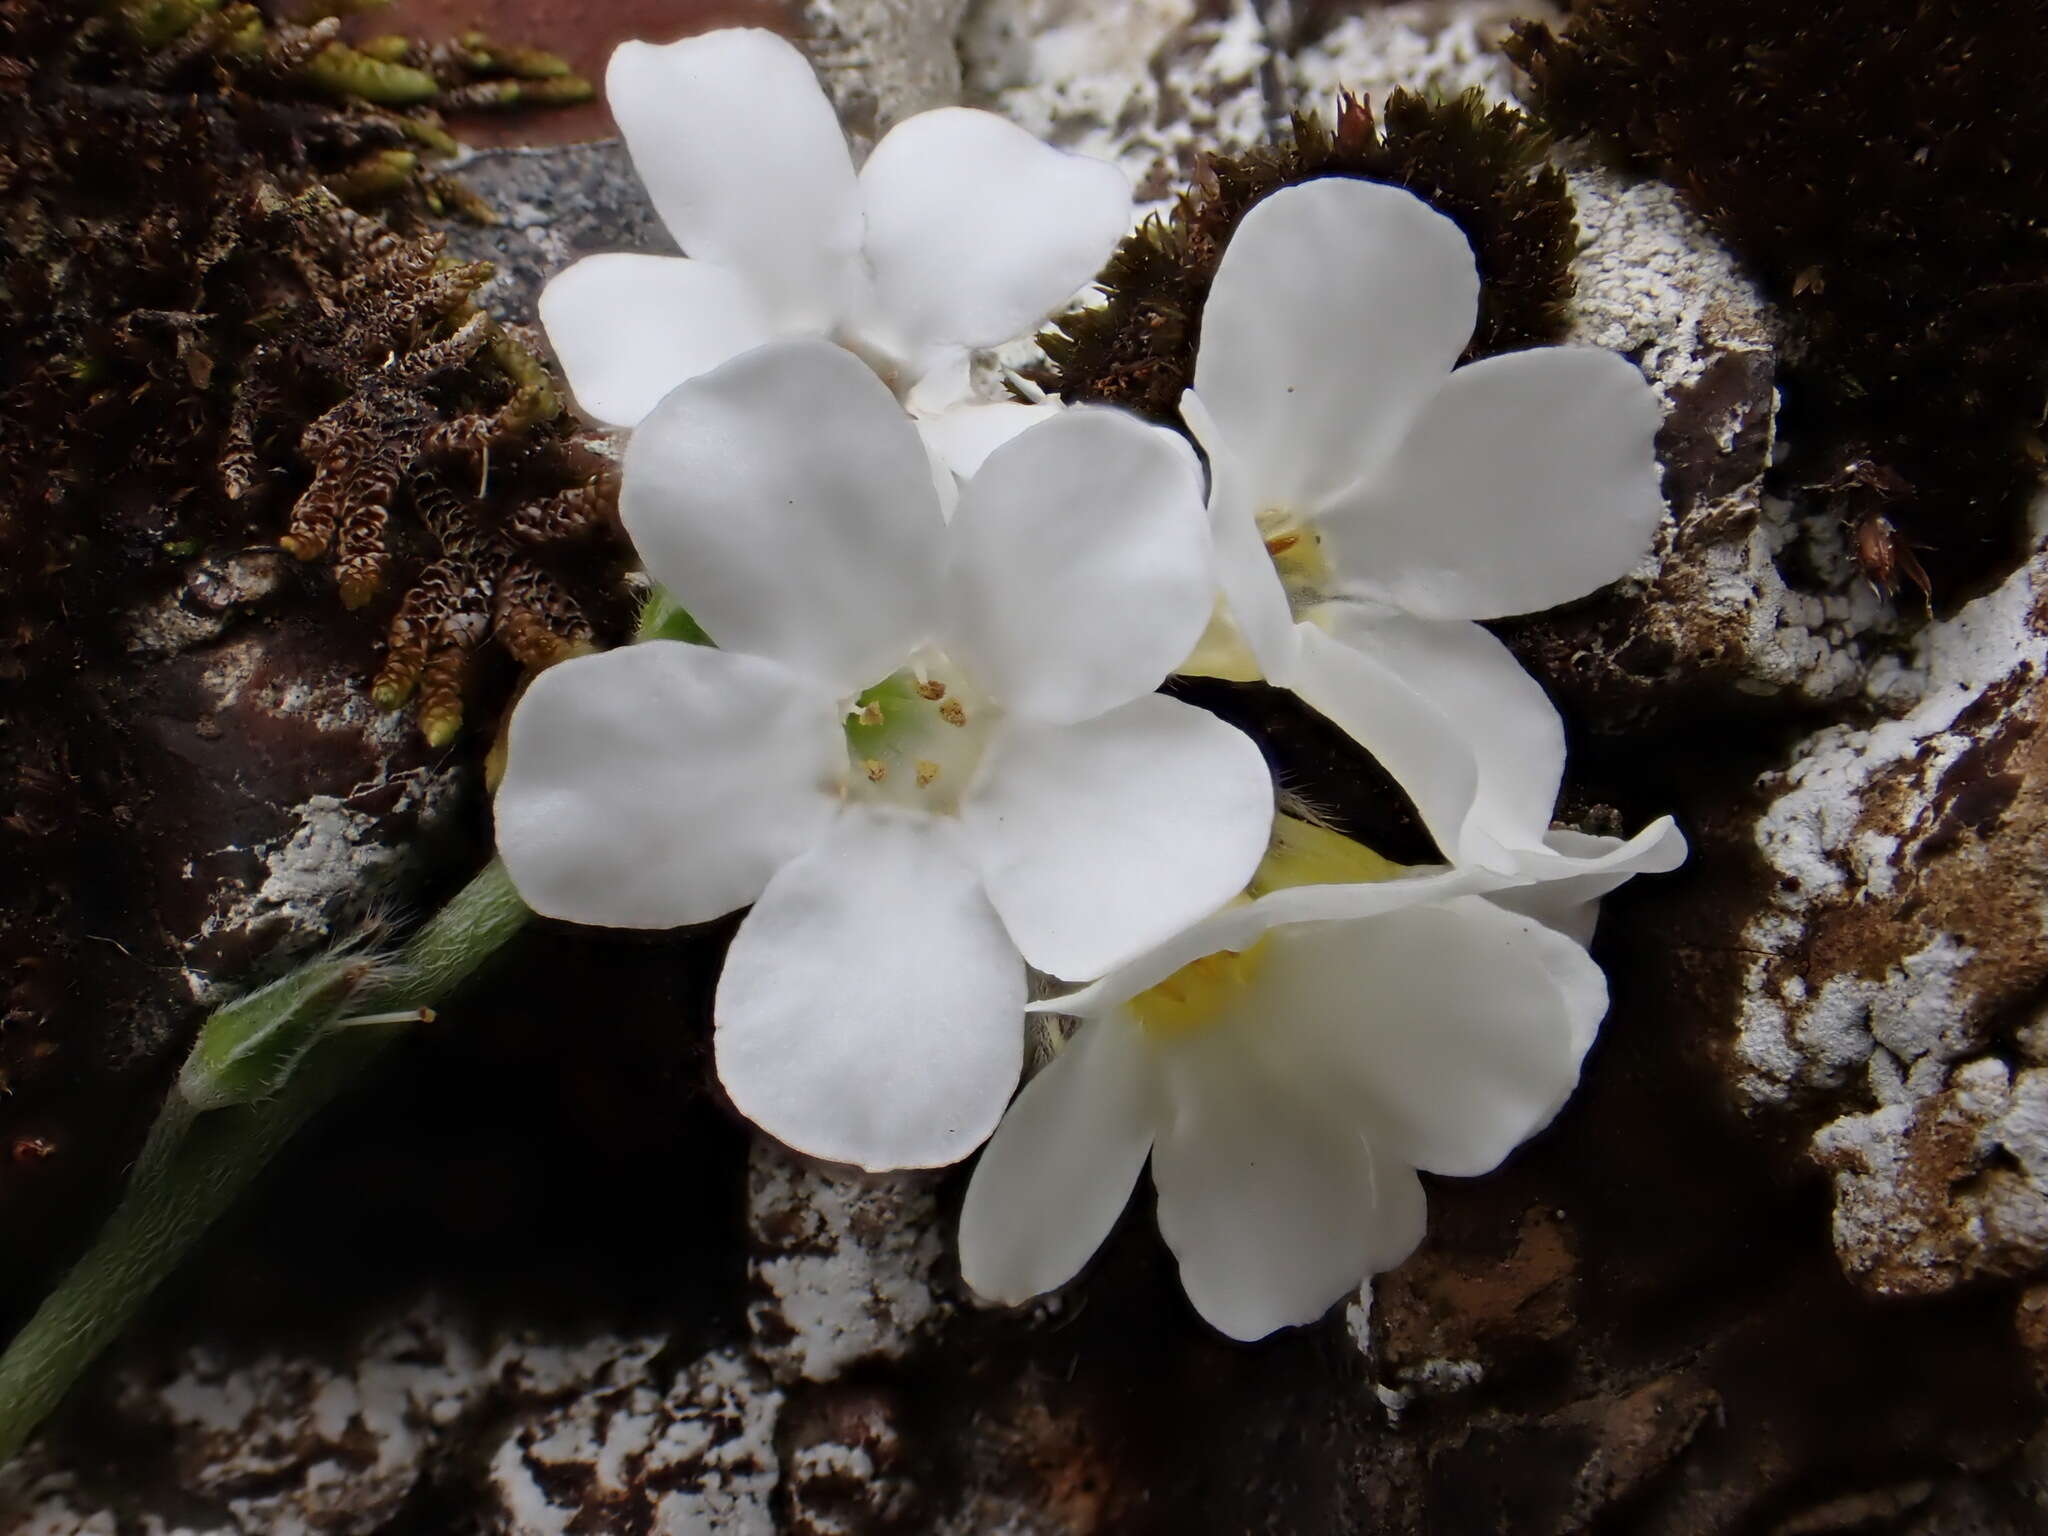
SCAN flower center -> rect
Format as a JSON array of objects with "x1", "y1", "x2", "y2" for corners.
[
  {"x1": 1127, "y1": 939, "x2": 1272, "y2": 1039},
  {"x1": 1126, "y1": 817, "x2": 1404, "y2": 1041},
  {"x1": 1258, "y1": 505, "x2": 1335, "y2": 611},
  {"x1": 843, "y1": 648, "x2": 996, "y2": 815}
]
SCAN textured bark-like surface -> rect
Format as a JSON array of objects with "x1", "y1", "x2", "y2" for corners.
[{"x1": 7, "y1": 1, "x2": 2047, "y2": 1533}]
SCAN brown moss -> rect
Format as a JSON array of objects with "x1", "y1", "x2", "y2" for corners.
[
  {"x1": 1037, "y1": 87, "x2": 1577, "y2": 423},
  {"x1": 0, "y1": 0, "x2": 627, "y2": 750},
  {"x1": 1506, "y1": 0, "x2": 2048, "y2": 597}
]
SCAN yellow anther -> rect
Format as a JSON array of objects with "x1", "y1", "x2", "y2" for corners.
[
  {"x1": 859, "y1": 701, "x2": 885, "y2": 727},
  {"x1": 863, "y1": 758, "x2": 888, "y2": 783},
  {"x1": 938, "y1": 697, "x2": 967, "y2": 727},
  {"x1": 915, "y1": 759, "x2": 940, "y2": 787},
  {"x1": 916, "y1": 679, "x2": 947, "y2": 701}
]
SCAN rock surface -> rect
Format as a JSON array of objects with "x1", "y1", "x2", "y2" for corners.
[{"x1": 7, "y1": 1, "x2": 2048, "y2": 1532}]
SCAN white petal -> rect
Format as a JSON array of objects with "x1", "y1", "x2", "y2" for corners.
[
  {"x1": 715, "y1": 806, "x2": 1026, "y2": 1171},
  {"x1": 1250, "y1": 897, "x2": 1601, "y2": 1178},
  {"x1": 1490, "y1": 819, "x2": 1688, "y2": 948},
  {"x1": 1290, "y1": 620, "x2": 1482, "y2": 867},
  {"x1": 1152, "y1": 1034, "x2": 1427, "y2": 1340},
  {"x1": 860, "y1": 107, "x2": 1130, "y2": 355},
  {"x1": 621, "y1": 339, "x2": 944, "y2": 695},
  {"x1": 1182, "y1": 389, "x2": 1301, "y2": 684},
  {"x1": 1323, "y1": 347, "x2": 1666, "y2": 621},
  {"x1": 1309, "y1": 603, "x2": 1566, "y2": 867},
  {"x1": 960, "y1": 694, "x2": 1272, "y2": 981},
  {"x1": 538, "y1": 253, "x2": 783, "y2": 428},
  {"x1": 1192, "y1": 178, "x2": 1478, "y2": 513},
  {"x1": 959, "y1": 1014, "x2": 1160, "y2": 1306},
  {"x1": 1040, "y1": 864, "x2": 1488, "y2": 1022},
  {"x1": 944, "y1": 408, "x2": 1213, "y2": 724},
  {"x1": 607, "y1": 31, "x2": 861, "y2": 326},
  {"x1": 916, "y1": 399, "x2": 1063, "y2": 483},
  {"x1": 495, "y1": 642, "x2": 843, "y2": 929}
]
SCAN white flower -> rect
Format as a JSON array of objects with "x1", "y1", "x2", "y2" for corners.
[
  {"x1": 958, "y1": 863, "x2": 1607, "y2": 1341},
  {"x1": 493, "y1": 339, "x2": 1273, "y2": 1172},
  {"x1": 538, "y1": 26, "x2": 1129, "y2": 453},
  {"x1": 1180, "y1": 175, "x2": 1677, "y2": 884}
]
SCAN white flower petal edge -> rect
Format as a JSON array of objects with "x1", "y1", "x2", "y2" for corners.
[
  {"x1": 1153, "y1": 1039, "x2": 1428, "y2": 1341},
  {"x1": 1489, "y1": 819, "x2": 1689, "y2": 950},
  {"x1": 956, "y1": 1007, "x2": 1160, "y2": 1303},
  {"x1": 1190, "y1": 178, "x2": 1477, "y2": 515},
  {"x1": 1180, "y1": 390, "x2": 1302, "y2": 684},
  {"x1": 716, "y1": 807, "x2": 1026, "y2": 1171},
  {"x1": 495, "y1": 642, "x2": 844, "y2": 929},
  {"x1": 917, "y1": 399, "x2": 1064, "y2": 483},
  {"x1": 621, "y1": 339, "x2": 945, "y2": 698},
  {"x1": 541, "y1": 29, "x2": 1132, "y2": 426},
  {"x1": 944, "y1": 408, "x2": 1213, "y2": 724},
  {"x1": 538, "y1": 253, "x2": 783, "y2": 429},
  {"x1": 1321, "y1": 346, "x2": 1666, "y2": 622},
  {"x1": 1292, "y1": 603, "x2": 1564, "y2": 872},
  {"x1": 606, "y1": 31, "x2": 862, "y2": 329},
  {"x1": 960, "y1": 872, "x2": 1605, "y2": 1340},
  {"x1": 859, "y1": 106, "x2": 1133, "y2": 361},
  {"x1": 959, "y1": 695, "x2": 1275, "y2": 983}
]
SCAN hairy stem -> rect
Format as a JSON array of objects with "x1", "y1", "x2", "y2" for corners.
[{"x1": 0, "y1": 859, "x2": 530, "y2": 1466}]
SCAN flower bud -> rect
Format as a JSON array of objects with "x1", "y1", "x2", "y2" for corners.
[{"x1": 175, "y1": 955, "x2": 373, "y2": 1113}]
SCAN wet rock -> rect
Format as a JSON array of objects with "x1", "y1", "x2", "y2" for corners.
[
  {"x1": 745, "y1": 1143, "x2": 947, "y2": 1386},
  {"x1": 960, "y1": 0, "x2": 1273, "y2": 213},
  {"x1": 487, "y1": 1340, "x2": 783, "y2": 1535},
  {"x1": 1816, "y1": 1059, "x2": 2048, "y2": 1300},
  {"x1": 1, "y1": 1302, "x2": 486, "y2": 1535},
  {"x1": 450, "y1": 140, "x2": 670, "y2": 331},
  {"x1": 802, "y1": 0, "x2": 969, "y2": 144},
  {"x1": 780, "y1": 1385, "x2": 921, "y2": 1536}
]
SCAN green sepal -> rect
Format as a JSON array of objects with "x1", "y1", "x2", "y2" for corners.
[
  {"x1": 176, "y1": 953, "x2": 371, "y2": 1112},
  {"x1": 637, "y1": 586, "x2": 712, "y2": 645}
]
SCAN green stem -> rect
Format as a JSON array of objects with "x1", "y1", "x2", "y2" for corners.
[{"x1": 0, "y1": 860, "x2": 530, "y2": 1466}]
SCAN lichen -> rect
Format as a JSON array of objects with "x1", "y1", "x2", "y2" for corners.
[
  {"x1": 1035, "y1": 85, "x2": 1577, "y2": 423},
  {"x1": 1505, "y1": 0, "x2": 2048, "y2": 597}
]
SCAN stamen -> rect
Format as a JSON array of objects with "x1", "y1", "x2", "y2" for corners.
[
  {"x1": 916, "y1": 679, "x2": 947, "y2": 701},
  {"x1": 863, "y1": 758, "x2": 888, "y2": 783},
  {"x1": 915, "y1": 759, "x2": 940, "y2": 787},
  {"x1": 938, "y1": 697, "x2": 967, "y2": 727},
  {"x1": 859, "y1": 701, "x2": 885, "y2": 727}
]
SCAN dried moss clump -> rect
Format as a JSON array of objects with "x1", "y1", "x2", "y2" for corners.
[
  {"x1": 0, "y1": 0, "x2": 627, "y2": 751},
  {"x1": 1038, "y1": 88, "x2": 1577, "y2": 423},
  {"x1": 1507, "y1": 0, "x2": 2048, "y2": 595}
]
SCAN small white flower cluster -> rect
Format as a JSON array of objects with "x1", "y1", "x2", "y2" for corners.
[{"x1": 497, "y1": 29, "x2": 1686, "y2": 1341}]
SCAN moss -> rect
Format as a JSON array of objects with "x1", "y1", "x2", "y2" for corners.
[
  {"x1": 1038, "y1": 87, "x2": 1577, "y2": 423},
  {"x1": 1506, "y1": 1, "x2": 2048, "y2": 596},
  {"x1": 0, "y1": 0, "x2": 627, "y2": 750}
]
